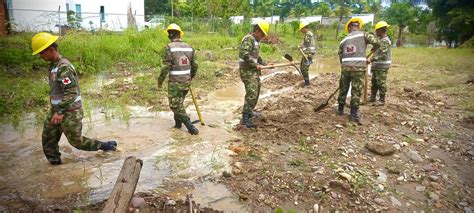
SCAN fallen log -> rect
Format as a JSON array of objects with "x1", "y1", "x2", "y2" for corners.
[{"x1": 103, "y1": 156, "x2": 143, "y2": 213}]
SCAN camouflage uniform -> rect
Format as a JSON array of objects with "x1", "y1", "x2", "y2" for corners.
[
  {"x1": 337, "y1": 30, "x2": 379, "y2": 109},
  {"x1": 239, "y1": 33, "x2": 267, "y2": 115},
  {"x1": 42, "y1": 57, "x2": 101, "y2": 163},
  {"x1": 300, "y1": 30, "x2": 316, "y2": 82},
  {"x1": 158, "y1": 38, "x2": 198, "y2": 125},
  {"x1": 370, "y1": 35, "x2": 392, "y2": 101}
]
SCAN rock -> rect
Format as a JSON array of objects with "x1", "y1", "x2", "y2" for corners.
[
  {"x1": 335, "y1": 124, "x2": 344, "y2": 128},
  {"x1": 389, "y1": 196, "x2": 402, "y2": 207},
  {"x1": 330, "y1": 191, "x2": 338, "y2": 199},
  {"x1": 429, "y1": 175, "x2": 439, "y2": 182},
  {"x1": 376, "y1": 171, "x2": 388, "y2": 184},
  {"x1": 313, "y1": 204, "x2": 320, "y2": 213},
  {"x1": 415, "y1": 138, "x2": 425, "y2": 143},
  {"x1": 234, "y1": 162, "x2": 243, "y2": 170},
  {"x1": 387, "y1": 166, "x2": 401, "y2": 174},
  {"x1": 464, "y1": 207, "x2": 473, "y2": 213},
  {"x1": 374, "y1": 198, "x2": 386, "y2": 206},
  {"x1": 329, "y1": 180, "x2": 351, "y2": 190},
  {"x1": 403, "y1": 88, "x2": 414, "y2": 93},
  {"x1": 430, "y1": 182, "x2": 442, "y2": 190},
  {"x1": 406, "y1": 150, "x2": 423, "y2": 162},
  {"x1": 130, "y1": 197, "x2": 145, "y2": 208},
  {"x1": 338, "y1": 172, "x2": 353, "y2": 182},
  {"x1": 222, "y1": 171, "x2": 232, "y2": 178},
  {"x1": 232, "y1": 169, "x2": 242, "y2": 175},
  {"x1": 459, "y1": 202, "x2": 469, "y2": 207},
  {"x1": 436, "y1": 102, "x2": 445, "y2": 106},
  {"x1": 239, "y1": 194, "x2": 249, "y2": 200},
  {"x1": 258, "y1": 194, "x2": 265, "y2": 202},
  {"x1": 165, "y1": 199, "x2": 176, "y2": 206},
  {"x1": 422, "y1": 165, "x2": 436, "y2": 172},
  {"x1": 415, "y1": 186, "x2": 426, "y2": 192},
  {"x1": 397, "y1": 176, "x2": 405, "y2": 181},
  {"x1": 376, "y1": 184, "x2": 385, "y2": 191},
  {"x1": 365, "y1": 142, "x2": 397, "y2": 156},
  {"x1": 429, "y1": 192, "x2": 440, "y2": 201}
]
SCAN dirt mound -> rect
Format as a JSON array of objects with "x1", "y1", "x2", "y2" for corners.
[{"x1": 228, "y1": 71, "x2": 474, "y2": 211}]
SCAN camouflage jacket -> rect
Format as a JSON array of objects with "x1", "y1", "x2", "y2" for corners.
[
  {"x1": 158, "y1": 38, "x2": 198, "y2": 89},
  {"x1": 301, "y1": 30, "x2": 316, "y2": 55},
  {"x1": 48, "y1": 56, "x2": 82, "y2": 114},
  {"x1": 239, "y1": 33, "x2": 266, "y2": 70},
  {"x1": 371, "y1": 35, "x2": 392, "y2": 69}
]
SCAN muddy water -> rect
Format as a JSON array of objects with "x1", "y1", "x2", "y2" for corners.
[{"x1": 0, "y1": 80, "x2": 248, "y2": 211}]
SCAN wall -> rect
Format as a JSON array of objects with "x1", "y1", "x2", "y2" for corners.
[{"x1": 8, "y1": 0, "x2": 145, "y2": 33}]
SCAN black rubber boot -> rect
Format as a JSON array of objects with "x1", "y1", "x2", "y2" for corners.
[
  {"x1": 251, "y1": 111, "x2": 262, "y2": 118},
  {"x1": 99, "y1": 141, "x2": 117, "y2": 151},
  {"x1": 184, "y1": 120, "x2": 199, "y2": 135},
  {"x1": 174, "y1": 115, "x2": 182, "y2": 129},
  {"x1": 304, "y1": 80, "x2": 310, "y2": 86},
  {"x1": 350, "y1": 107, "x2": 360, "y2": 123},
  {"x1": 242, "y1": 113, "x2": 256, "y2": 128},
  {"x1": 49, "y1": 158, "x2": 62, "y2": 165},
  {"x1": 369, "y1": 93, "x2": 377, "y2": 102},
  {"x1": 337, "y1": 104, "x2": 344, "y2": 116},
  {"x1": 378, "y1": 95, "x2": 385, "y2": 105}
]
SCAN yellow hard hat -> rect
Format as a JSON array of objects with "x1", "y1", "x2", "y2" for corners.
[
  {"x1": 256, "y1": 19, "x2": 270, "y2": 36},
  {"x1": 166, "y1": 23, "x2": 184, "y2": 37},
  {"x1": 375, "y1": 21, "x2": 390, "y2": 30},
  {"x1": 299, "y1": 21, "x2": 309, "y2": 31},
  {"x1": 31, "y1": 32, "x2": 59, "y2": 55},
  {"x1": 345, "y1": 17, "x2": 363, "y2": 33}
]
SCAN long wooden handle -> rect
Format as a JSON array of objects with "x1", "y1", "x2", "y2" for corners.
[
  {"x1": 363, "y1": 52, "x2": 374, "y2": 104},
  {"x1": 299, "y1": 48, "x2": 309, "y2": 61},
  {"x1": 260, "y1": 62, "x2": 297, "y2": 69},
  {"x1": 189, "y1": 87, "x2": 204, "y2": 125}
]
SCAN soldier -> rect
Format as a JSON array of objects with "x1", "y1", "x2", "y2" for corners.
[
  {"x1": 239, "y1": 20, "x2": 270, "y2": 128},
  {"x1": 158, "y1": 23, "x2": 199, "y2": 135},
  {"x1": 337, "y1": 18, "x2": 380, "y2": 123},
  {"x1": 369, "y1": 21, "x2": 392, "y2": 106},
  {"x1": 31, "y1": 32, "x2": 117, "y2": 165},
  {"x1": 299, "y1": 21, "x2": 316, "y2": 86}
]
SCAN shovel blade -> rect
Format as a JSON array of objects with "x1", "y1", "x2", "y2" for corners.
[
  {"x1": 313, "y1": 102, "x2": 329, "y2": 112},
  {"x1": 284, "y1": 54, "x2": 293, "y2": 62}
]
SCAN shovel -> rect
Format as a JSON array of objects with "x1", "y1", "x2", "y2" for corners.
[
  {"x1": 283, "y1": 54, "x2": 303, "y2": 76},
  {"x1": 259, "y1": 62, "x2": 298, "y2": 69},
  {"x1": 314, "y1": 88, "x2": 340, "y2": 112},
  {"x1": 189, "y1": 87, "x2": 205, "y2": 126}
]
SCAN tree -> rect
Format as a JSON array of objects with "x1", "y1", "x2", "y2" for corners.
[
  {"x1": 314, "y1": 3, "x2": 332, "y2": 17},
  {"x1": 331, "y1": 0, "x2": 352, "y2": 39},
  {"x1": 383, "y1": 2, "x2": 416, "y2": 47},
  {"x1": 290, "y1": 3, "x2": 308, "y2": 18},
  {"x1": 430, "y1": 0, "x2": 474, "y2": 47},
  {"x1": 145, "y1": 0, "x2": 171, "y2": 18}
]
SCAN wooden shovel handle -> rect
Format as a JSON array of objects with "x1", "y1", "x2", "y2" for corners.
[{"x1": 260, "y1": 62, "x2": 297, "y2": 69}]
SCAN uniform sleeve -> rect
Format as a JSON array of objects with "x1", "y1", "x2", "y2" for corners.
[
  {"x1": 372, "y1": 39, "x2": 390, "y2": 62},
  {"x1": 239, "y1": 37, "x2": 258, "y2": 68},
  {"x1": 191, "y1": 49, "x2": 198, "y2": 78},
  {"x1": 365, "y1": 32, "x2": 380, "y2": 50},
  {"x1": 338, "y1": 42, "x2": 343, "y2": 63},
  {"x1": 56, "y1": 66, "x2": 79, "y2": 114},
  {"x1": 257, "y1": 56, "x2": 267, "y2": 66},
  {"x1": 158, "y1": 46, "x2": 172, "y2": 85}
]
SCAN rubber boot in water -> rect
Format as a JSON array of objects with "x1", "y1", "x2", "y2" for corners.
[{"x1": 242, "y1": 113, "x2": 256, "y2": 128}]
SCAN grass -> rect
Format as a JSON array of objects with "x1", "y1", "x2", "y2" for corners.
[{"x1": 1, "y1": 26, "x2": 473, "y2": 126}]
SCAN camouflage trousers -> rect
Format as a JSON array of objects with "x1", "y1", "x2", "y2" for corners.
[
  {"x1": 300, "y1": 57, "x2": 313, "y2": 81},
  {"x1": 371, "y1": 68, "x2": 389, "y2": 97},
  {"x1": 42, "y1": 109, "x2": 100, "y2": 162},
  {"x1": 240, "y1": 69, "x2": 261, "y2": 114},
  {"x1": 337, "y1": 70, "x2": 365, "y2": 109},
  {"x1": 168, "y1": 82, "x2": 191, "y2": 123}
]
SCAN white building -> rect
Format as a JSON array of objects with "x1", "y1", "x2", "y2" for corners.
[
  {"x1": 230, "y1": 16, "x2": 244, "y2": 24},
  {"x1": 6, "y1": 0, "x2": 145, "y2": 32},
  {"x1": 351, "y1": 14, "x2": 374, "y2": 25},
  {"x1": 301, "y1": 15, "x2": 322, "y2": 24}
]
